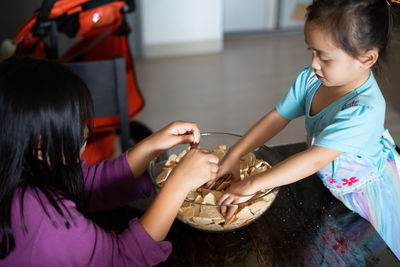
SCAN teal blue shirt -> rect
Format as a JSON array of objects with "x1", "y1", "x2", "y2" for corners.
[{"x1": 276, "y1": 66, "x2": 393, "y2": 193}]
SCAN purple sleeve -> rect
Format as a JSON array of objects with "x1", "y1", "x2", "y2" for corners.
[
  {"x1": 82, "y1": 152, "x2": 154, "y2": 212},
  {"x1": 33, "y1": 200, "x2": 172, "y2": 266},
  {"x1": 4, "y1": 188, "x2": 171, "y2": 266}
]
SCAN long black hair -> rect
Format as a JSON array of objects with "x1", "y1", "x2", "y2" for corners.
[
  {"x1": 0, "y1": 56, "x2": 94, "y2": 258},
  {"x1": 305, "y1": 0, "x2": 396, "y2": 78}
]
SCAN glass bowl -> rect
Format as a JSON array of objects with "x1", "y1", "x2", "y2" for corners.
[{"x1": 148, "y1": 132, "x2": 281, "y2": 232}]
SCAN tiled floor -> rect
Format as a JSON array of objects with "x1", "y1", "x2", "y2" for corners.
[{"x1": 134, "y1": 31, "x2": 400, "y2": 147}]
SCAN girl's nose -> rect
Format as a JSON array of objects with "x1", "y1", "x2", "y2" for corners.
[{"x1": 311, "y1": 53, "x2": 321, "y2": 71}]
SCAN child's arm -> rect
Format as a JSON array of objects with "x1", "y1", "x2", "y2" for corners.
[
  {"x1": 140, "y1": 148, "x2": 219, "y2": 241},
  {"x1": 206, "y1": 108, "x2": 290, "y2": 187},
  {"x1": 231, "y1": 108, "x2": 291, "y2": 156},
  {"x1": 125, "y1": 120, "x2": 220, "y2": 241},
  {"x1": 82, "y1": 121, "x2": 202, "y2": 212},
  {"x1": 218, "y1": 145, "x2": 342, "y2": 219}
]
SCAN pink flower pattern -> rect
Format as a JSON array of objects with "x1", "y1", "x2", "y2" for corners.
[
  {"x1": 328, "y1": 178, "x2": 337, "y2": 184},
  {"x1": 341, "y1": 177, "x2": 359, "y2": 186},
  {"x1": 322, "y1": 172, "x2": 359, "y2": 189}
]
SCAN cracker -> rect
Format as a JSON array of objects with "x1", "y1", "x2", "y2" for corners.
[
  {"x1": 179, "y1": 206, "x2": 197, "y2": 218},
  {"x1": 194, "y1": 195, "x2": 203, "y2": 203},
  {"x1": 155, "y1": 168, "x2": 171, "y2": 183},
  {"x1": 186, "y1": 190, "x2": 199, "y2": 201},
  {"x1": 212, "y1": 145, "x2": 226, "y2": 161},
  {"x1": 199, "y1": 206, "x2": 224, "y2": 221},
  {"x1": 203, "y1": 192, "x2": 217, "y2": 205},
  {"x1": 241, "y1": 152, "x2": 256, "y2": 166},
  {"x1": 215, "y1": 180, "x2": 231, "y2": 191},
  {"x1": 248, "y1": 200, "x2": 268, "y2": 214},
  {"x1": 236, "y1": 206, "x2": 253, "y2": 220},
  {"x1": 177, "y1": 150, "x2": 187, "y2": 160},
  {"x1": 192, "y1": 216, "x2": 213, "y2": 225},
  {"x1": 165, "y1": 154, "x2": 178, "y2": 167}
]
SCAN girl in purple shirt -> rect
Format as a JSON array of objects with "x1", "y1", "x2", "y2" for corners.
[{"x1": 0, "y1": 56, "x2": 219, "y2": 266}]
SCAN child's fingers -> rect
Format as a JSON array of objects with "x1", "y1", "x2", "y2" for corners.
[
  {"x1": 219, "y1": 195, "x2": 238, "y2": 218},
  {"x1": 210, "y1": 164, "x2": 218, "y2": 173},
  {"x1": 169, "y1": 121, "x2": 200, "y2": 142},
  {"x1": 172, "y1": 133, "x2": 196, "y2": 146},
  {"x1": 220, "y1": 205, "x2": 227, "y2": 216},
  {"x1": 218, "y1": 193, "x2": 229, "y2": 205},
  {"x1": 208, "y1": 154, "x2": 219, "y2": 164},
  {"x1": 226, "y1": 205, "x2": 238, "y2": 220}
]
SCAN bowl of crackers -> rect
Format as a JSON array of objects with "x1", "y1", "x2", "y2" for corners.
[{"x1": 149, "y1": 132, "x2": 281, "y2": 232}]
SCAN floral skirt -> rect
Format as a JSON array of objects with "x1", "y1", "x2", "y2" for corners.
[{"x1": 331, "y1": 153, "x2": 400, "y2": 260}]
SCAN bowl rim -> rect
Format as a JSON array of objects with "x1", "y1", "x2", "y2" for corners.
[{"x1": 148, "y1": 131, "x2": 280, "y2": 206}]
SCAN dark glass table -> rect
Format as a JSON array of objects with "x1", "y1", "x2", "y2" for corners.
[{"x1": 89, "y1": 142, "x2": 400, "y2": 266}]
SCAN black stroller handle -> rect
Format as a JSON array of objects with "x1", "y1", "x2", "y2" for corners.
[{"x1": 32, "y1": 0, "x2": 57, "y2": 38}]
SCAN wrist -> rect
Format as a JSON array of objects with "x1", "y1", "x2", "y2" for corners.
[
  {"x1": 137, "y1": 137, "x2": 162, "y2": 161},
  {"x1": 247, "y1": 175, "x2": 263, "y2": 194},
  {"x1": 227, "y1": 145, "x2": 242, "y2": 160},
  {"x1": 162, "y1": 171, "x2": 191, "y2": 199}
]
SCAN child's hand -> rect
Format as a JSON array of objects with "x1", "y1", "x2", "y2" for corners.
[
  {"x1": 204, "y1": 152, "x2": 240, "y2": 189},
  {"x1": 217, "y1": 179, "x2": 257, "y2": 219},
  {"x1": 151, "y1": 121, "x2": 200, "y2": 152},
  {"x1": 167, "y1": 148, "x2": 219, "y2": 191},
  {"x1": 127, "y1": 121, "x2": 200, "y2": 178}
]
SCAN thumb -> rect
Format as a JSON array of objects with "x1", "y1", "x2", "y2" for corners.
[{"x1": 173, "y1": 133, "x2": 194, "y2": 145}]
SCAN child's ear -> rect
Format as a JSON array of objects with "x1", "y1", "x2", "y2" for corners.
[
  {"x1": 358, "y1": 48, "x2": 379, "y2": 69},
  {"x1": 37, "y1": 149, "x2": 43, "y2": 161}
]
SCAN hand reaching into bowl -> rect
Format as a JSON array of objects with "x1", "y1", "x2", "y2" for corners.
[
  {"x1": 128, "y1": 120, "x2": 201, "y2": 178},
  {"x1": 150, "y1": 120, "x2": 200, "y2": 152},
  {"x1": 217, "y1": 178, "x2": 257, "y2": 219},
  {"x1": 204, "y1": 150, "x2": 241, "y2": 189},
  {"x1": 168, "y1": 148, "x2": 219, "y2": 192}
]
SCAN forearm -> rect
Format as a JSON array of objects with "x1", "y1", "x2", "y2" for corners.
[
  {"x1": 139, "y1": 177, "x2": 187, "y2": 242},
  {"x1": 230, "y1": 108, "x2": 290, "y2": 158},
  {"x1": 249, "y1": 146, "x2": 341, "y2": 191},
  {"x1": 126, "y1": 137, "x2": 161, "y2": 179}
]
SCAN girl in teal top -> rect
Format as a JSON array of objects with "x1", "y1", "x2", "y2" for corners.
[{"x1": 210, "y1": 0, "x2": 400, "y2": 260}]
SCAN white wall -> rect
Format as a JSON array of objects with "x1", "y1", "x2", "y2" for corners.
[
  {"x1": 224, "y1": 0, "x2": 277, "y2": 32},
  {"x1": 141, "y1": 0, "x2": 223, "y2": 58}
]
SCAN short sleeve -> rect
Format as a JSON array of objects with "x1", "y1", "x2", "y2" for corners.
[
  {"x1": 314, "y1": 105, "x2": 376, "y2": 154},
  {"x1": 276, "y1": 66, "x2": 311, "y2": 120}
]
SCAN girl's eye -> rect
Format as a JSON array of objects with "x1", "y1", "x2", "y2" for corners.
[{"x1": 320, "y1": 58, "x2": 330, "y2": 63}]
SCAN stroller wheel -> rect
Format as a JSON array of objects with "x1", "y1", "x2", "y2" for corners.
[{"x1": 130, "y1": 120, "x2": 153, "y2": 144}]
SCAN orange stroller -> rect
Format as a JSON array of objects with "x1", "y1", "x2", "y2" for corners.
[{"x1": 12, "y1": 0, "x2": 152, "y2": 165}]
